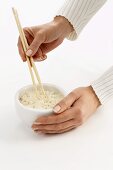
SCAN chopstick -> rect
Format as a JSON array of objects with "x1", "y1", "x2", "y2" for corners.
[
  {"x1": 12, "y1": 8, "x2": 46, "y2": 97},
  {"x1": 12, "y1": 8, "x2": 38, "y2": 96}
]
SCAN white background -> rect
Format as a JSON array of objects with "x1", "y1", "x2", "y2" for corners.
[{"x1": 0, "y1": 0, "x2": 113, "y2": 170}]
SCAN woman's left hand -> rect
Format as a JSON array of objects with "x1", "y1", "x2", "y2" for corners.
[{"x1": 32, "y1": 86, "x2": 101, "y2": 134}]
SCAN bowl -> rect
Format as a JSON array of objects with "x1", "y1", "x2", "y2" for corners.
[{"x1": 15, "y1": 83, "x2": 65, "y2": 128}]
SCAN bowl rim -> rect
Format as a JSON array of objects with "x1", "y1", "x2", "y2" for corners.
[{"x1": 15, "y1": 83, "x2": 66, "y2": 114}]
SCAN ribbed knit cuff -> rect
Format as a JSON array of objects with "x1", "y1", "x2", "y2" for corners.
[
  {"x1": 91, "y1": 67, "x2": 113, "y2": 104},
  {"x1": 56, "y1": 0, "x2": 107, "y2": 40}
]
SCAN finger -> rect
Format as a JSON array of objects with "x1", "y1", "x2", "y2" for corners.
[
  {"x1": 17, "y1": 37, "x2": 26, "y2": 61},
  {"x1": 23, "y1": 29, "x2": 46, "y2": 61},
  {"x1": 33, "y1": 47, "x2": 46, "y2": 61},
  {"x1": 53, "y1": 91, "x2": 79, "y2": 114},
  {"x1": 34, "y1": 125, "x2": 78, "y2": 134},
  {"x1": 26, "y1": 31, "x2": 45, "y2": 57},
  {"x1": 34, "y1": 54, "x2": 47, "y2": 62},
  {"x1": 23, "y1": 28, "x2": 34, "y2": 44},
  {"x1": 21, "y1": 28, "x2": 47, "y2": 62},
  {"x1": 34, "y1": 107, "x2": 77, "y2": 125},
  {"x1": 18, "y1": 27, "x2": 34, "y2": 61},
  {"x1": 32, "y1": 119, "x2": 80, "y2": 131}
]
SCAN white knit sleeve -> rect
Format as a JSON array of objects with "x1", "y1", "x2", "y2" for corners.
[
  {"x1": 56, "y1": 0, "x2": 107, "y2": 40},
  {"x1": 56, "y1": 0, "x2": 113, "y2": 104},
  {"x1": 91, "y1": 67, "x2": 113, "y2": 104}
]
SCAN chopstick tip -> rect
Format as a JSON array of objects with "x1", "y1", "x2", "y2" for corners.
[{"x1": 12, "y1": 7, "x2": 17, "y2": 14}]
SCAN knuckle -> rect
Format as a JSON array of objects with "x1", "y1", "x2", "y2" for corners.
[
  {"x1": 36, "y1": 32, "x2": 41, "y2": 39},
  {"x1": 37, "y1": 31, "x2": 43, "y2": 36},
  {"x1": 69, "y1": 91, "x2": 76, "y2": 98},
  {"x1": 76, "y1": 108, "x2": 84, "y2": 124},
  {"x1": 36, "y1": 30, "x2": 45, "y2": 40},
  {"x1": 23, "y1": 27, "x2": 33, "y2": 37},
  {"x1": 60, "y1": 100, "x2": 67, "y2": 109},
  {"x1": 31, "y1": 43, "x2": 37, "y2": 50},
  {"x1": 23, "y1": 27, "x2": 28, "y2": 32},
  {"x1": 77, "y1": 108, "x2": 82, "y2": 115}
]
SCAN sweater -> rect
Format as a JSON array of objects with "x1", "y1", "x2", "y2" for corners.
[{"x1": 57, "y1": 0, "x2": 113, "y2": 104}]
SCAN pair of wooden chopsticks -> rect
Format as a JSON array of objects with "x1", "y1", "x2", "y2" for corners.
[{"x1": 12, "y1": 8, "x2": 46, "y2": 97}]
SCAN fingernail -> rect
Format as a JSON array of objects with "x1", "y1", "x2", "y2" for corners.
[
  {"x1": 26, "y1": 49, "x2": 33, "y2": 56},
  {"x1": 35, "y1": 130, "x2": 43, "y2": 134},
  {"x1": 22, "y1": 58, "x2": 26, "y2": 62},
  {"x1": 33, "y1": 122, "x2": 42, "y2": 125},
  {"x1": 38, "y1": 57, "x2": 43, "y2": 61},
  {"x1": 42, "y1": 55, "x2": 47, "y2": 59},
  {"x1": 32, "y1": 127, "x2": 39, "y2": 130},
  {"x1": 35, "y1": 57, "x2": 43, "y2": 62},
  {"x1": 53, "y1": 105, "x2": 61, "y2": 113}
]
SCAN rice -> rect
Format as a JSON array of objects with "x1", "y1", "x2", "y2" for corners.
[{"x1": 19, "y1": 87, "x2": 64, "y2": 109}]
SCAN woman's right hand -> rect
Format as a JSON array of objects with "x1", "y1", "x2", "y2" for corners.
[{"x1": 18, "y1": 16, "x2": 74, "y2": 62}]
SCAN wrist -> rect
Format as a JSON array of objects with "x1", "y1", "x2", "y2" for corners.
[
  {"x1": 54, "y1": 16, "x2": 74, "y2": 36},
  {"x1": 88, "y1": 86, "x2": 101, "y2": 108}
]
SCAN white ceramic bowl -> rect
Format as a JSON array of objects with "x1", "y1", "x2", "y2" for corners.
[{"x1": 15, "y1": 83, "x2": 65, "y2": 128}]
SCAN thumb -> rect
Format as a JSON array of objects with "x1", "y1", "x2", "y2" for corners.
[
  {"x1": 53, "y1": 91, "x2": 78, "y2": 114},
  {"x1": 26, "y1": 32, "x2": 45, "y2": 57}
]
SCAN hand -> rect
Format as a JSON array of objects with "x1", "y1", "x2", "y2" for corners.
[
  {"x1": 32, "y1": 86, "x2": 101, "y2": 134},
  {"x1": 18, "y1": 16, "x2": 74, "y2": 62}
]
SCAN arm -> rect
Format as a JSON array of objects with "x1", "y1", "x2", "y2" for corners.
[
  {"x1": 32, "y1": 0, "x2": 112, "y2": 134},
  {"x1": 56, "y1": 0, "x2": 107, "y2": 40},
  {"x1": 18, "y1": 0, "x2": 107, "y2": 61},
  {"x1": 57, "y1": 0, "x2": 112, "y2": 105},
  {"x1": 91, "y1": 67, "x2": 113, "y2": 104},
  {"x1": 17, "y1": 0, "x2": 110, "y2": 133}
]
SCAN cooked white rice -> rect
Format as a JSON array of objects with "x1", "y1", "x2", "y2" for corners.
[{"x1": 19, "y1": 87, "x2": 64, "y2": 109}]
